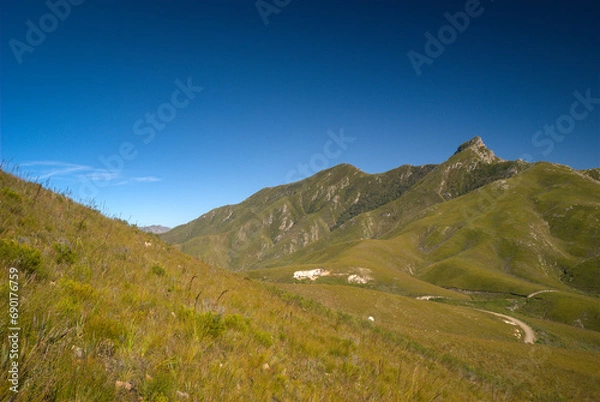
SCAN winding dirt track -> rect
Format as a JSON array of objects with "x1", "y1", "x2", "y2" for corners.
[
  {"x1": 477, "y1": 310, "x2": 536, "y2": 344},
  {"x1": 527, "y1": 289, "x2": 558, "y2": 299},
  {"x1": 417, "y1": 296, "x2": 537, "y2": 344}
]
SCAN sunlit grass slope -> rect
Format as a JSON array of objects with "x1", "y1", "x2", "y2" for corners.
[
  {"x1": 1, "y1": 168, "x2": 574, "y2": 401},
  {"x1": 259, "y1": 162, "x2": 600, "y2": 331},
  {"x1": 275, "y1": 282, "x2": 600, "y2": 401}
]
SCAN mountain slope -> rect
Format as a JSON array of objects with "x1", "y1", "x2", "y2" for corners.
[
  {"x1": 265, "y1": 137, "x2": 529, "y2": 264},
  {"x1": 162, "y1": 162, "x2": 436, "y2": 270},
  {"x1": 0, "y1": 168, "x2": 500, "y2": 401},
  {"x1": 165, "y1": 138, "x2": 600, "y2": 332},
  {"x1": 2, "y1": 163, "x2": 600, "y2": 400},
  {"x1": 164, "y1": 137, "x2": 529, "y2": 270},
  {"x1": 140, "y1": 225, "x2": 171, "y2": 234},
  {"x1": 255, "y1": 162, "x2": 600, "y2": 327}
]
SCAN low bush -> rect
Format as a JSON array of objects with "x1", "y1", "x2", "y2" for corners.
[{"x1": 0, "y1": 238, "x2": 43, "y2": 274}]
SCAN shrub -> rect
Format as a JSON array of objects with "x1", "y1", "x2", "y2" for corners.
[
  {"x1": 178, "y1": 307, "x2": 248, "y2": 340},
  {"x1": 198, "y1": 311, "x2": 226, "y2": 337},
  {"x1": 253, "y1": 328, "x2": 274, "y2": 347},
  {"x1": 151, "y1": 264, "x2": 166, "y2": 276},
  {"x1": 56, "y1": 279, "x2": 100, "y2": 318},
  {"x1": 1, "y1": 187, "x2": 23, "y2": 214},
  {"x1": 60, "y1": 279, "x2": 98, "y2": 300},
  {"x1": 142, "y1": 370, "x2": 173, "y2": 402},
  {"x1": 54, "y1": 242, "x2": 77, "y2": 265},
  {"x1": 86, "y1": 314, "x2": 126, "y2": 345},
  {"x1": 1, "y1": 187, "x2": 22, "y2": 201},
  {"x1": 0, "y1": 238, "x2": 42, "y2": 274},
  {"x1": 223, "y1": 314, "x2": 250, "y2": 333}
]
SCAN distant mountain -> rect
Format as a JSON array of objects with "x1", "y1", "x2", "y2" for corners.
[
  {"x1": 164, "y1": 137, "x2": 600, "y2": 330},
  {"x1": 140, "y1": 225, "x2": 171, "y2": 234},
  {"x1": 162, "y1": 136, "x2": 525, "y2": 271}
]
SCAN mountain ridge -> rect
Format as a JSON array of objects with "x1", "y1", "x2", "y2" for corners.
[
  {"x1": 163, "y1": 137, "x2": 600, "y2": 332},
  {"x1": 162, "y1": 137, "x2": 526, "y2": 269}
]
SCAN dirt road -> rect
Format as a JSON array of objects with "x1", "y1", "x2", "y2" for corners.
[
  {"x1": 527, "y1": 289, "x2": 558, "y2": 298},
  {"x1": 478, "y1": 310, "x2": 536, "y2": 344},
  {"x1": 417, "y1": 296, "x2": 537, "y2": 344}
]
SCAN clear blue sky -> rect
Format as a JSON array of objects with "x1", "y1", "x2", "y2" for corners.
[{"x1": 2, "y1": 0, "x2": 599, "y2": 227}]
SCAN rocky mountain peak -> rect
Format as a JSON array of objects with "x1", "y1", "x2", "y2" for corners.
[
  {"x1": 453, "y1": 136, "x2": 501, "y2": 163},
  {"x1": 454, "y1": 136, "x2": 485, "y2": 153}
]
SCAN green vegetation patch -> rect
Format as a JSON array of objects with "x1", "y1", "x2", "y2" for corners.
[
  {"x1": 419, "y1": 258, "x2": 534, "y2": 295},
  {"x1": 568, "y1": 257, "x2": 600, "y2": 294},
  {"x1": 0, "y1": 238, "x2": 43, "y2": 275},
  {"x1": 151, "y1": 263, "x2": 166, "y2": 276},
  {"x1": 53, "y1": 242, "x2": 77, "y2": 265},
  {"x1": 177, "y1": 306, "x2": 250, "y2": 341},
  {"x1": 522, "y1": 292, "x2": 600, "y2": 331}
]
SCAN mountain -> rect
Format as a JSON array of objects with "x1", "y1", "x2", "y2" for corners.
[
  {"x1": 162, "y1": 162, "x2": 436, "y2": 270},
  {"x1": 163, "y1": 137, "x2": 523, "y2": 269},
  {"x1": 164, "y1": 137, "x2": 600, "y2": 331},
  {"x1": 161, "y1": 136, "x2": 522, "y2": 271},
  {"x1": 139, "y1": 225, "x2": 171, "y2": 234},
  {"x1": 1, "y1": 149, "x2": 600, "y2": 400}
]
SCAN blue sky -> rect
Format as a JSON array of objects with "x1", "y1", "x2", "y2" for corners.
[{"x1": 2, "y1": 0, "x2": 599, "y2": 227}]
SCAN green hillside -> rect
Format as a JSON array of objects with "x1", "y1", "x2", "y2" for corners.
[
  {"x1": 1, "y1": 169, "x2": 486, "y2": 401},
  {"x1": 165, "y1": 137, "x2": 600, "y2": 332},
  {"x1": 2, "y1": 135, "x2": 600, "y2": 400},
  {"x1": 257, "y1": 164, "x2": 600, "y2": 330},
  {"x1": 0, "y1": 169, "x2": 480, "y2": 401},
  {"x1": 163, "y1": 137, "x2": 529, "y2": 270}
]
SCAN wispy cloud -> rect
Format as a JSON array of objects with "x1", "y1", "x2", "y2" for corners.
[
  {"x1": 20, "y1": 161, "x2": 90, "y2": 180},
  {"x1": 21, "y1": 161, "x2": 161, "y2": 187},
  {"x1": 115, "y1": 176, "x2": 162, "y2": 186},
  {"x1": 83, "y1": 171, "x2": 121, "y2": 182},
  {"x1": 131, "y1": 176, "x2": 161, "y2": 183}
]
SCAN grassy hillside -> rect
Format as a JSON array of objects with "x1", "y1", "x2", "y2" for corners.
[
  {"x1": 2, "y1": 166, "x2": 600, "y2": 400},
  {"x1": 0, "y1": 169, "x2": 461, "y2": 401},
  {"x1": 274, "y1": 282, "x2": 600, "y2": 396},
  {"x1": 163, "y1": 137, "x2": 599, "y2": 335},
  {"x1": 4, "y1": 134, "x2": 599, "y2": 400}
]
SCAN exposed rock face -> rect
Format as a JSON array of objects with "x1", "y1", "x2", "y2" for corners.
[
  {"x1": 455, "y1": 136, "x2": 485, "y2": 153},
  {"x1": 293, "y1": 268, "x2": 330, "y2": 281},
  {"x1": 453, "y1": 136, "x2": 502, "y2": 164}
]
